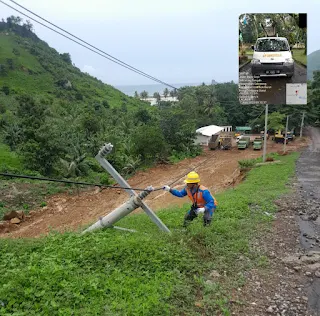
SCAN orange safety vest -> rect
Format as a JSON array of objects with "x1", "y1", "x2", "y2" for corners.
[{"x1": 186, "y1": 185, "x2": 218, "y2": 208}]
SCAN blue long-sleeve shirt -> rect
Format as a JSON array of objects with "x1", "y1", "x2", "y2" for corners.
[{"x1": 170, "y1": 186, "x2": 216, "y2": 211}]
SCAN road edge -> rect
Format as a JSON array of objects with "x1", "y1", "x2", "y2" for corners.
[
  {"x1": 239, "y1": 60, "x2": 251, "y2": 70},
  {"x1": 294, "y1": 59, "x2": 307, "y2": 68}
]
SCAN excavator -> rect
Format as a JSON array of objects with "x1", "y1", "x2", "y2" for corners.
[{"x1": 274, "y1": 130, "x2": 288, "y2": 144}]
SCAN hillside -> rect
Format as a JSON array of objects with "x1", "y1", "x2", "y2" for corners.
[
  {"x1": 0, "y1": 32, "x2": 144, "y2": 108},
  {"x1": 0, "y1": 19, "x2": 200, "y2": 180},
  {"x1": 308, "y1": 49, "x2": 320, "y2": 80}
]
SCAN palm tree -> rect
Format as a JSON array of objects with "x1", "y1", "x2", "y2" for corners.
[
  {"x1": 163, "y1": 88, "x2": 169, "y2": 98},
  {"x1": 59, "y1": 145, "x2": 88, "y2": 178},
  {"x1": 140, "y1": 90, "x2": 148, "y2": 99},
  {"x1": 153, "y1": 92, "x2": 161, "y2": 104}
]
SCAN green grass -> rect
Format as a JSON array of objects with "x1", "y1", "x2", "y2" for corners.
[
  {"x1": 238, "y1": 153, "x2": 279, "y2": 168},
  {"x1": 0, "y1": 143, "x2": 22, "y2": 170},
  {"x1": 0, "y1": 152, "x2": 299, "y2": 315},
  {"x1": 292, "y1": 48, "x2": 307, "y2": 65}
]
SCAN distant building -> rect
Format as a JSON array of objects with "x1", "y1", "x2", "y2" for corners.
[
  {"x1": 221, "y1": 126, "x2": 232, "y2": 132},
  {"x1": 141, "y1": 95, "x2": 178, "y2": 106}
]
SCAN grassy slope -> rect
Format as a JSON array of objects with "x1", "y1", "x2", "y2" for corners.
[
  {"x1": 0, "y1": 152, "x2": 299, "y2": 315},
  {"x1": 0, "y1": 143, "x2": 21, "y2": 170},
  {"x1": 0, "y1": 31, "x2": 151, "y2": 174},
  {"x1": 0, "y1": 33, "x2": 145, "y2": 108},
  {"x1": 292, "y1": 48, "x2": 307, "y2": 65}
]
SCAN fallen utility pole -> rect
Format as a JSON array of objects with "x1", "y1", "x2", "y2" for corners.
[
  {"x1": 82, "y1": 189, "x2": 151, "y2": 234},
  {"x1": 82, "y1": 143, "x2": 170, "y2": 234}
]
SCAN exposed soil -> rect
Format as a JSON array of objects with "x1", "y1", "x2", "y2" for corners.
[{"x1": 0, "y1": 138, "x2": 307, "y2": 238}]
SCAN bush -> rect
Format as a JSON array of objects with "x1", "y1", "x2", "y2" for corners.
[{"x1": 238, "y1": 158, "x2": 259, "y2": 168}]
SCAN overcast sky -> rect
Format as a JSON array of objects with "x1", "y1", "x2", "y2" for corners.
[{"x1": 1, "y1": 0, "x2": 319, "y2": 86}]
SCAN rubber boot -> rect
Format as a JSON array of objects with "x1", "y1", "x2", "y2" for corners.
[{"x1": 203, "y1": 219, "x2": 211, "y2": 227}]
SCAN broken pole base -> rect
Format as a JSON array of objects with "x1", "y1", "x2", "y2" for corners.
[{"x1": 81, "y1": 195, "x2": 142, "y2": 235}]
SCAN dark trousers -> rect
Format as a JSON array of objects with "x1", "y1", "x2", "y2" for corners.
[{"x1": 183, "y1": 207, "x2": 214, "y2": 227}]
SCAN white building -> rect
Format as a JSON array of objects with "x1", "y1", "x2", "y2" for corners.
[
  {"x1": 141, "y1": 95, "x2": 178, "y2": 106},
  {"x1": 194, "y1": 125, "x2": 224, "y2": 146}
]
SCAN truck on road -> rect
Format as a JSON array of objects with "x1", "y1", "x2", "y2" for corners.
[
  {"x1": 238, "y1": 136, "x2": 250, "y2": 149},
  {"x1": 253, "y1": 137, "x2": 263, "y2": 150},
  {"x1": 208, "y1": 135, "x2": 220, "y2": 150}
]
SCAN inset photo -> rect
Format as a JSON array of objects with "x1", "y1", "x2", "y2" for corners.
[{"x1": 239, "y1": 13, "x2": 307, "y2": 105}]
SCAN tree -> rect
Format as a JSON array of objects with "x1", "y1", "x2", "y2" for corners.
[
  {"x1": 3, "y1": 124, "x2": 23, "y2": 150},
  {"x1": 7, "y1": 16, "x2": 22, "y2": 26},
  {"x1": 134, "y1": 91, "x2": 139, "y2": 98},
  {"x1": 102, "y1": 100, "x2": 109, "y2": 108},
  {"x1": 22, "y1": 20, "x2": 34, "y2": 32},
  {"x1": 140, "y1": 90, "x2": 148, "y2": 99},
  {"x1": 134, "y1": 108, "x2": 152, "y2": 124},
  {"x1": 153, "y1": 92, "x2": 161, "y2": 104},
  {"x1": 163, "y1": 88, "x2": 169, "y2": 98},
  {"x1": 266, "y1": 111, "x2": 286, "y2": 131},
  {"x1": 6, "y1": 58, "x2": 14, "y2": 70},
  {"x1": 60, "y1": 53, "x2": 72, "y2": 64},
  {"x1": 132, "y1": 125, "x2": 168, "y2": 162},
  {"x1": 59, "y1": 145, "x2": 88, "y2": 178}
]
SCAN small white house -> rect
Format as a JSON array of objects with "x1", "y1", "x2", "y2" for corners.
[{"x1": 194, "y1": 125, "x2": 224, "y2": 146}]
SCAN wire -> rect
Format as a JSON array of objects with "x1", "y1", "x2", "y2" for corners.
[
  {"x1": 1, "y1": 0, "x2": 178, "y2": 90},
  {"x1": 2, "y1": 1, "x2": 261, "y2": 102},
  {"x1": 8, "y1": 0, "x2": 177, "y2": 90},
  {"x1": 1, "y1": 2, "x2": 254, "y2": 104},
  {"x1": 168, "y1": 156, "x2": 212, "y2": 187},
  {"x1": 0, "y1": 173, "x2": 163, "y2": 191}
]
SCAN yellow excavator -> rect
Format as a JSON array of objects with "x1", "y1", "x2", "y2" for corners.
[{"x1": 274, "y1": 130, "x2": 288, "y2": 144}]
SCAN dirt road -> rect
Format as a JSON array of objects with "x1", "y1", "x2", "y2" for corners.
[
  {"x1": 231, "y1": 128, "x2": 320, "y2": 315},
  {"x1": 296, "y1": 127, "x2": 320, "y2": 314},
  {"x1": 0, "y1": 140, "x2": 305, "y2": 239}
]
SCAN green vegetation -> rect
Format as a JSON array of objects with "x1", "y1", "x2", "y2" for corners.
[
  {"x1": 0, "y1": 18, "x2": 200, "y2": 180},
  {"x1": 238, "y1": 153, "x2": 279, "y2": 168},
  {"x1": 239, "y1": 14, "x2": 306, "y2": 49},
  {"x1": 308, "y1": 49, "x2": 320, "y2": 80},
  {"x1": 292, "y1": 48, "x2": 307, "y2": 65},
  {"x1": 0, "y1": 152, "x2": 299, "y2": 315},
  {"x1": 0, "y1": 16, "x2": 319, "y2": 185},
  {"x1": 0, "y1": 143, "x2": 21, "y2": 170}
]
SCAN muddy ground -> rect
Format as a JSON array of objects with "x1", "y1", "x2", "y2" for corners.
[{"x1": 0, "y1": 138, "x2": 307, "y2": 239}]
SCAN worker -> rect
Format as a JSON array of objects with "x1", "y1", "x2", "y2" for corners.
[{"x1": 163, "y1": 171, "x2": 217, "y2": 227}]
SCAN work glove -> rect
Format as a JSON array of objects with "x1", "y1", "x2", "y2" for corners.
[
  {"x1": 163, "y1": 185, "x2": 171, "y2": 192},
  {"x1": 196, "y1": 207, "x2": 206, "y2": 214}
]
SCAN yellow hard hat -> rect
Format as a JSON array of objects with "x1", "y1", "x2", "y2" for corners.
[{"x1": 184, "y1": 171, "x2": 200, "y2": 183}]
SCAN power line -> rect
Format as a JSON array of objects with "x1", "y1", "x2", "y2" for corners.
[
  {"x1": 0, "y1": 0, "x2": 178, "y2": 90},
  {"x1": 1, "y1": 1, "x2": 252, "y2": 104},
  {"x1": 0, "y1": 173, "x2": 163, "y2": 191},
  {"x1": 8, "y1": 0, "x2": 179, "y2": 90}
]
